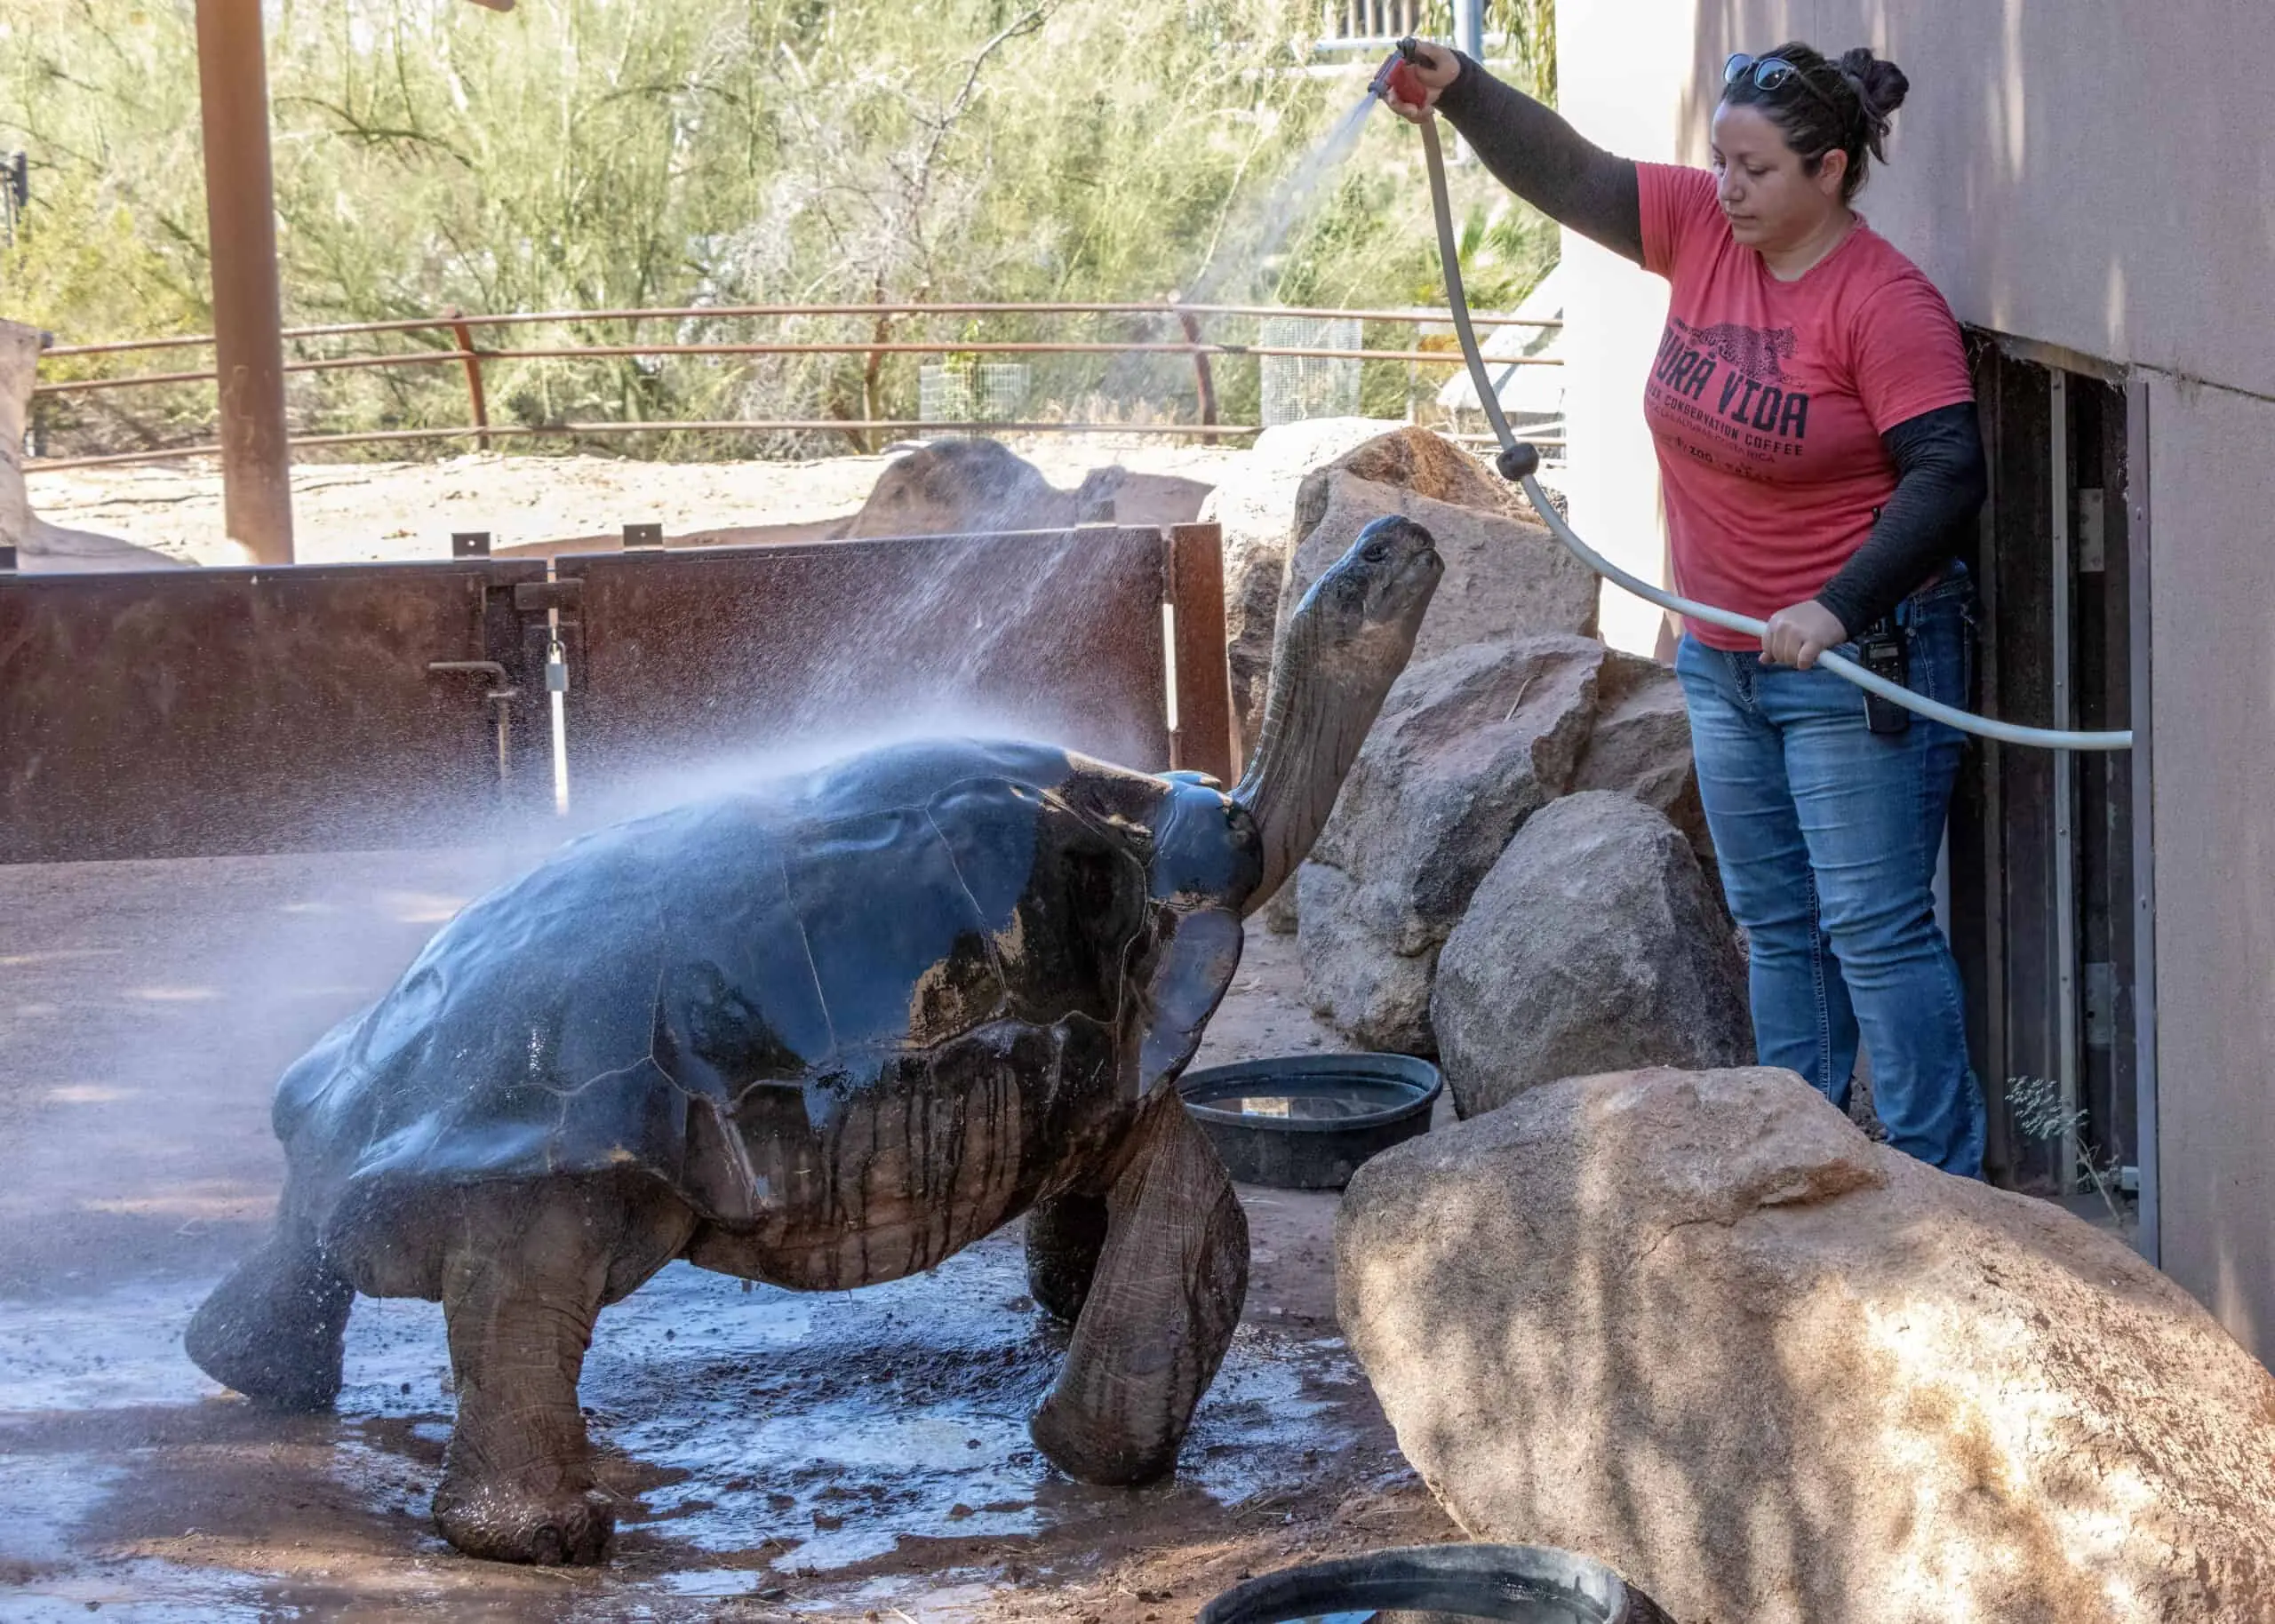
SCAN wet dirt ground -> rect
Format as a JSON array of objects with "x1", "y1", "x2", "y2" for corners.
[{"x1": 0, "y1": 850, "x2": 1457, "y2": 1621}]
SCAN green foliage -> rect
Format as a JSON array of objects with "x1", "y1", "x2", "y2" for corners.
[
  {"x1": 2004, "y1": 1074, "x2": 2127, "y2": 1223},
  {"x1": 0, "y1": 0, "x2": 1556, "y2": 457}
]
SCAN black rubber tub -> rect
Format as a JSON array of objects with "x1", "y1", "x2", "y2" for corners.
[
  {"x1": 1177, "y1": 1053, "x2": 1440, "y2": 1190},
  {"x1": 1196, "y1": 1542, "x2": 1677, "y2": 1624}
]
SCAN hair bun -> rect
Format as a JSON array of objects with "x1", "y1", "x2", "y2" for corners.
[{"x1": 1838, "y1": 47, "x2": 1910, "y2": 116}]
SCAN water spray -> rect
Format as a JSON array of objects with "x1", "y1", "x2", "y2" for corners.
[{"x1": 1377, "y1": 40, "x2": 2129, "y2": 752}]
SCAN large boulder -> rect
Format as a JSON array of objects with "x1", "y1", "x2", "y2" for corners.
[
  {"x1": 1338, "y1": 1064, "x2": 2275, "y2": 1624},
  {"x1": 1199, "y1": 417, "x2": 1399, "y2": 765},
  {"x1": 1277, "y1": 471, "x2": 1599, "y2": 673},
  {"x1": 1569, "y1": 649, "x2": 1715, "y2": 894},
  {"x1": 1066, "y1": 465, "x2": 1211, "y2": 529},
  {"x1": 1433, "y1": 792, "x2": 1751, "y2": 1118},
  {"x1": 1297, "y1": 635, "x2": 1603, "y2": 1054},
  {"x1": 1263, "y1": 466, "x2": 1601, "y2": 943},
  {"x1": 0, "y1": 319, "x2": 187, "y2": 572},
  {"x1": 1286, "y1": 423, "x2": 1545, "y2": 549},
  {"x1": 840, "y1": 437, "x2": 1075, "y2": 537},
  {"x1": 837, "y1": 437, "x2": 1209, "y2": 540}
]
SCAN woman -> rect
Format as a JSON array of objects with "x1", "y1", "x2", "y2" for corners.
[{"x1": 1387, "y1": 42, "x2": 1989, "y2": 1176}]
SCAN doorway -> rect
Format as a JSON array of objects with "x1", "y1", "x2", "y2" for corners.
[{"x1": 1947, "y1": 336, "x2": 2149, "y2": 1234}]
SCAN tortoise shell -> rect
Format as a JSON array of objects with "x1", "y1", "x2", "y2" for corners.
[{"x1": 278, "y1": 738, "x2": 1258, "y2": 1283}]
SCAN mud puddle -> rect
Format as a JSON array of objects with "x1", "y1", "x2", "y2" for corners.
[{"x1": 4, "y1": 1227, "x2": 1408, "y2": 1620}]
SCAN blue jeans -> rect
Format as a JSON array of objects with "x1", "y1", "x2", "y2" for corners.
[{"x1": 1674, "y1": 576, "x2": 1986, "y2": 1177}]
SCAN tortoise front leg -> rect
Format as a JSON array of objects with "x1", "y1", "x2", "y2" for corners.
[
  {"x1": 185, "y1": 1174, "x2": 354, "y2": 1412},
  {"x1": 431, "y1": 1179, "x2": 691, "y2": 1564},
  {"x1": 1027, "y1": 1089, "x2": 1249, "y2": 1485}
]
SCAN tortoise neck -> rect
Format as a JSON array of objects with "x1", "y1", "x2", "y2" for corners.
[{"x1": 1232, "y1": 614, "x2": 1375, "y2": 915}]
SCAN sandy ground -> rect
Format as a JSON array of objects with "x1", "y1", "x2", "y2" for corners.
[
  {"x1": 0, "y1": 848, "x2": 1457, "y2": 1622},
  {"x1": 25, "y1": 437, "x2": 1254, "y2": 569}
]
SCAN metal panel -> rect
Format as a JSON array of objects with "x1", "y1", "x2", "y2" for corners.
[
  {"x1": 1984, "y1": 348, "x2": 2063, "y2": 1188},
  {"x1": 557, "y1": 527, "x2": 1175, "y2": 799},
  {"x1": 2071, "y1": 380, "x2": 2137, "y2": 1182},
  {"x1": 0, "y1": 561, "x2": 547, "y2": 862},
  {"x1": 2051, "y1": 371, "x2": 2079, "y2": 1192},
  {"x1": 2126, "y1": 376, "x2": 2159, "y2": 1263}
]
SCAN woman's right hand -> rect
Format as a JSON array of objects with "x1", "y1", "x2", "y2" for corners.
[{"x1": 1380, "y1": 41, "x2": 1460, "y2": 124}]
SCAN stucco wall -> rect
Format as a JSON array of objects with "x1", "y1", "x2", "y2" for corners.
[
  {"x1": 1555, "y1": 1, "x2": 2275, "y2": 1351},
  {"x1": 1682, "y1": 0, "x2": 2275, "y2": 401},
  {"x1": 1553, "y1": 0, "x2": 1696, "y2": 653},
  {"x1": 2143, "y1": 376, "x2": 2275, "y2": 1355},
  {"x1": 1557, "y1": 0, "x2": 2275, "y2": 562}
]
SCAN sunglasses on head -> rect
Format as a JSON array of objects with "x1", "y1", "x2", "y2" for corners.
[{"x1": 1724, "y1": 52, "x2": 1839, "y2": 114}]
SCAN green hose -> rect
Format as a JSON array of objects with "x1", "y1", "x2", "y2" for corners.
[{"x1": 1401, "y1": 86, "x2": 2131, "y2": 752}]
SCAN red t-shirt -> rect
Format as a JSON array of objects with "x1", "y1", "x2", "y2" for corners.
[{"x1": 1635, "y1": 163, "x2": 1975, "y2": 649}]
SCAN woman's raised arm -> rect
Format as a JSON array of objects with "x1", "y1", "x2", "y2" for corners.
[{"x1": 1383, "y1": 44, "x2": 1644, "y2": 266}]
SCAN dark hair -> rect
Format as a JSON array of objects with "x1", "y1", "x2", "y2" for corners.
[{"x1": 1721, "y1": 42, "x2": 1910, "y2": 201}]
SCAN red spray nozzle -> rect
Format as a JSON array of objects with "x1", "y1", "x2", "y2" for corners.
[{"x1": 1372, "y1": 37, "x2": 1432, "y2": 107}]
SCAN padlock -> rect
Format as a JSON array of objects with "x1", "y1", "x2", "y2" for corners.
[{"x1": 545, "y1": 641, "x2": 569, "y2": 694}]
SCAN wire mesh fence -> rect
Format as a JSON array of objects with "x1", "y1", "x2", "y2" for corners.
[
  {"x1": 1259, "y1": 316, "x2": 1361, "y2": 427},
  {"x1": 918, "y1": 362, "x2": 1031, "y2": 427}
]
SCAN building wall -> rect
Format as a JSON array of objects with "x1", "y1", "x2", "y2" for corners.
[
  {"x1": 2143, "y1": 376, "x2": 2275, "y2": 1356},
  {"x1": 1556, "y1": 0, "x2": 2275, "y2": 1351},
  {"x1": 1686, "y1": 0, "x2": 2275, "y2": 399},
  {"x1": 1551, "y1": 0, "x2": 1697, "y2": 654}
]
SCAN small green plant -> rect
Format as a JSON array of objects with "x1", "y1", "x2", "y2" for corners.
[{"x1": 2003, "y1": 1074, "x2": 2125, "y2": 1222}]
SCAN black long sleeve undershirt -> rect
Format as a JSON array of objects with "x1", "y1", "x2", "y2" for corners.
[
  {"x1": 1434, "y1": 52, "x2": 1644, "y2": 264},
  {"x1": 1433, "y1": 56, "x2": 1985, "y2": 634},
  {"x1": 1815, "y1": 402, "x2": 1988, "y2": 635}
]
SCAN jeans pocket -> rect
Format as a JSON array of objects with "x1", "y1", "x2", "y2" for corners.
[{"x1": 1909, "y1": 601, "x2": 1970, "y2": 710}]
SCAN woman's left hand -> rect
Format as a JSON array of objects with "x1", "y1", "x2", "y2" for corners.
[{"x1": 1762, "y1": 600, "x2": 1848, "y2": 669}]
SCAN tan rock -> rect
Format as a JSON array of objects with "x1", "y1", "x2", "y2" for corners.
[
  {"x1": 1277, "y1": 473, "x2": 1598, "y2": 673},
  {"x1": 1433, "y1": 793, "x2": 1751, "y2": 1118},
  {"x1": 1287, "y1": 424, "x2": 1549, "y2": 550},
  {"x1": 836, "y1": 437, "x2": 1207, "y2": 539},
  {"x1": 1198, "y1": 417, "x2": 1400, "y2": 766},
  {"x1": 1, "y1": 319, "x2": 187, "y2": 572},
  {"x1": 1297, "y1": 635, "x2": 1603, "y2": 1053},
  {"x1": 1338, "y1": 1064, "x2": 2275, "y2": 1624},
  {"x1": 1569, "y1": 649, "x2": 1715, "y2": 895},
  {"x1": 839, "y1": 437, "x2": 1076, "y2": 537},
  {"x1": 1066, "y1": 465, "x2": 1211, "y2": 529}
]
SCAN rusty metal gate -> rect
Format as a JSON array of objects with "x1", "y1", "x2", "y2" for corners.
[
  {"x1": 553, "y1": 523, "x2": 1228, "y2": 794},
  {"x1": 0, "y1": 560, "x2": 548, "y2": 863},
  {"x1": 0, "y1": 523, "x2": 1229, "y2": 865}
]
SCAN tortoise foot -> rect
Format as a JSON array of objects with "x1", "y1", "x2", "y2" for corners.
[
  {"x1": 1029, "y1": 1395, "x2": 1177, "y2": 1486},
  {"x1": 433, "y1": 1475, "x2": 617, "y2": 1565},
  {"x1": 185, "y1": 1230, "x2": 353, "y2": 1413}
]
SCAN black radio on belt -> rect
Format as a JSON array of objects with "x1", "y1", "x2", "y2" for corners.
[{"x1": 1857, "y1": 619, "x2": 1912, "y2": 735}]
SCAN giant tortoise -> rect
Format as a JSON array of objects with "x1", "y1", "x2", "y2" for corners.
[{"x1": 187, "y1": 514, "x2": 1443, "y2": 1564}]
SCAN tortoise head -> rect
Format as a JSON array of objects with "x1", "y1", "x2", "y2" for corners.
[
  {"x1": 1230, "y1": 515, "x2": 1442, "y2": 913},
  {"x1": 1291, "y1": 513, "x2": 1442, "y2": 666}
]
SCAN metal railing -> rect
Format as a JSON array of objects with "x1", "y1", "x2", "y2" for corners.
[
  {"x1": 25, "y1": 299, "x2": 1562, "y2": 472},
  {"x1": 1317, "y1": 0, "x2": 1427, "y2": 48}
]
